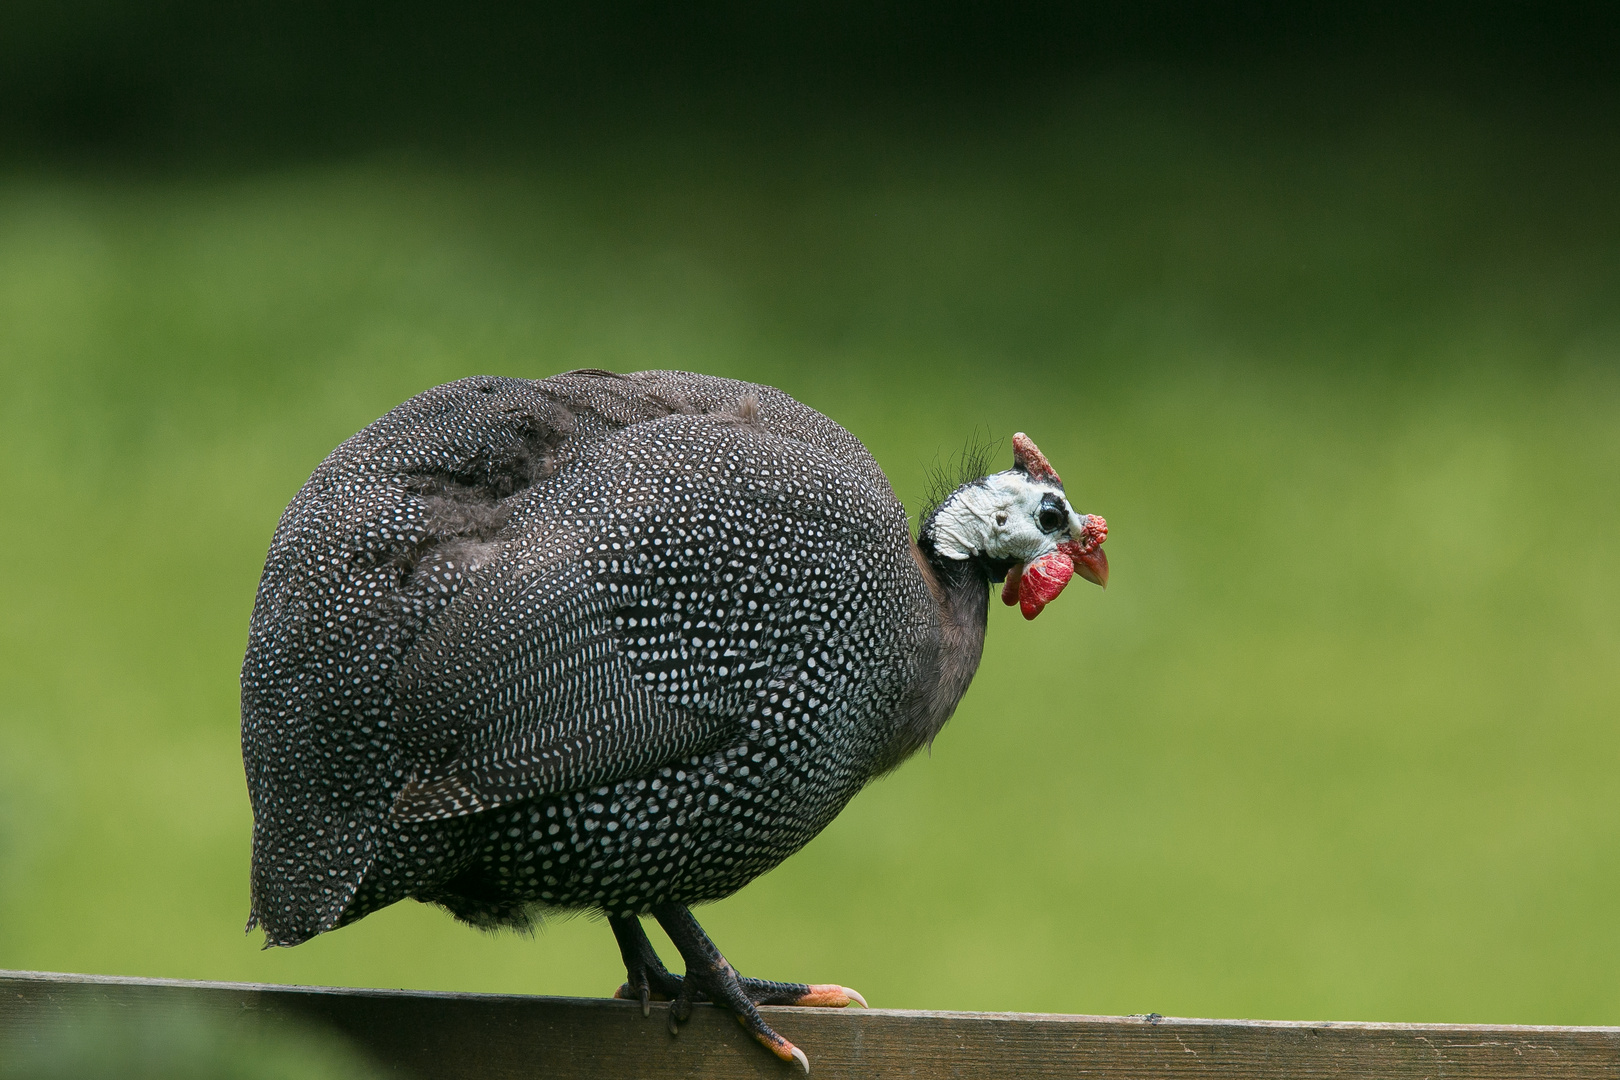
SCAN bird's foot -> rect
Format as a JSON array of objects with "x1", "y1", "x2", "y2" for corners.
[
  {"x1": 651, "y1": 903, "x2": 866, "y2": 1074},
  {"x1": 610, "y1": 914, "x2": 685, "y2": 1017},
  {"x1": 615, "y1": 971, "x2": 865, "y2": 1010},
  {"x1": 612, "y1": 906, "x2": 865, "y2": 1072},
  {"x1": 669, "y1": 954, "x2": 811, "y2": 1071}
]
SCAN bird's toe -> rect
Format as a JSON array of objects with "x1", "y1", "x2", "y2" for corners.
[
  {"x1": 789, "y1": 984, "x2": 866, "y2": 1009},
  {"x1": 614, "y1": 981, "x2": 676, "y2": 1016},
  {"x1": 745, "y1": 1020, "x2": 810, "y2": 1073}
]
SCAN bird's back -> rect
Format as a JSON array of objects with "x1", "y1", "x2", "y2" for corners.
[{"x1": 242, "y1": 371, "x2": 934, "y2": 944}]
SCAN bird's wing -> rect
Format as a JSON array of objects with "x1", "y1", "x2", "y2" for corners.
[{"x1": 387, "y1": 402, "x2": 919, "y2": 821}]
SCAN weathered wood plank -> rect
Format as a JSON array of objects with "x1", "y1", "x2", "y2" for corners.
[{"x1": 3, "y1": 969, "x2": 1617, "y2": 1079}]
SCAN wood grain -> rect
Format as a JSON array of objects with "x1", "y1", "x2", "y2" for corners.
[{"x1": 3, "y1": 969, "x2": 1617, "y2": 1079}]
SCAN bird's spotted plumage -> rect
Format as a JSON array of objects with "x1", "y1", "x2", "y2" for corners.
[
  {"x1": 243, "y1": 370, "x2": 931, "y2": 943},
  {"x1": 241, "y1": 369, "x2": 1107, "y2": 1066}
]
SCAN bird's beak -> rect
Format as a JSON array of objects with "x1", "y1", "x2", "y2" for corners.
[
  {"x1": 1072, "y1": 544, "x2": 1108, "y2": 589},
  {"x1": 1063, "y1": 514, "x2": 1109, "y2": 590}
]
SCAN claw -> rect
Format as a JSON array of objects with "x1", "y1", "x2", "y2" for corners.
[
  {"x1": 793, "y1": 984, "x2": 867, "y2": 1008},
  {"x1": 668, "y1": 997, "x2": 691, "y2": 1035},
  {"x1": 612, "y1": 981, "x2": 659, "y2": 1016},
  {"x1": 790, "y1": 1045, "x2": 810, "y2": 1074}
]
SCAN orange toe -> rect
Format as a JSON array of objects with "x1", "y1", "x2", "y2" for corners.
[
  {"x1": 748, "y1": 1024, "x2": 810, "y2": 1072},
  {"x1": 793, "y1": 984, "x2": 867, "y2": 1008}
]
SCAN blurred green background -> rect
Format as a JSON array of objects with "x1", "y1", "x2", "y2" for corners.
[{"x1": 2, "y1": 0, "x2": 1619, "y2": 1031}]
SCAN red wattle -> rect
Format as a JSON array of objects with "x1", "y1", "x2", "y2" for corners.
[
  {"x1": 1019, "y1": 550, "x2": 1074, "y2": 620},
  {"x1": 1002, "y1": 563, "x2": 1024, "y2": 607}
]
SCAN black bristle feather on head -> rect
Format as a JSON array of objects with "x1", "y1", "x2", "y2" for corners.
[{"x1": 918, "y1": 430, "x2": 1001, "y2": 534}]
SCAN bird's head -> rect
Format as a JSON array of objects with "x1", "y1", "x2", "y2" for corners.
[{"x1": 924, "y1": 433, "x2": 1108, "y2": 619}]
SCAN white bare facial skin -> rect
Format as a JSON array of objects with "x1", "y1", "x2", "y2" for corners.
[{"x1": 930, "y1": 470, "x2": 1088, "y2": 563}]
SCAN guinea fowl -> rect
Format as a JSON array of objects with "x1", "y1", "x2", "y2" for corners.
[{"x1": 241, "y1": 369, "x2": 1107, "y2": 1069}]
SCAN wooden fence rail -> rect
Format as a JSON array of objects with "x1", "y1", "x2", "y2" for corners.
[{"x1": 3, "y1": 969, "x2": 1617, "y2": 1078}]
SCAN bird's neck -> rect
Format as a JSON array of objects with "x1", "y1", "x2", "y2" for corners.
[{"x1": 876, "y1": 528, "x2": 991, "y2": 772}]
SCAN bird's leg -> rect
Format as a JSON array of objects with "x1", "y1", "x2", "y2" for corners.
[
  {"x1": 651, "y1": 902, "x2": 865, "y2": 1073},
  {"x1": 609, "y1": 914, "x2": 684, "y2": 1016}
]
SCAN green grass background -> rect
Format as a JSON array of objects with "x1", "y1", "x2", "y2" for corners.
[{"x1": 2, "y1": 79, "x2": 1619, "y2": 1025}]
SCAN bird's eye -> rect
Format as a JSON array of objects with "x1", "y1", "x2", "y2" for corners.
[{"x1": 1036, "y1": 494, "x2": 1067, "y2": 533}]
